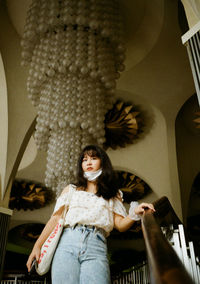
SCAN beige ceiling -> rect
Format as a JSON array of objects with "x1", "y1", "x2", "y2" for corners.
[
  {"x1": 6, "y1": 0, "x2": 164, "y2": 69},
  {"x1": 6, "y1": 0, "x2": 31, "y2": 36}
]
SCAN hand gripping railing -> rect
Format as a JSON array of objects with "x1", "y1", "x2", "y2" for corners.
[{"x1": 141, "y1": 196, "x2": 195, "y2": 284}]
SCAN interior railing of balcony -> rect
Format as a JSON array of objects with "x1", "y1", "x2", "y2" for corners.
[{"x1": 141, "y1": 196, "x2": 197, "y2": 284}]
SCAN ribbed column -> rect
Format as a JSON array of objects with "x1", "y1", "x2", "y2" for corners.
[
  {"x1": 0, "y1": 207, "x2": 12, "y2": 280},
  {"x1": 187, "y1": 32, "x2": 200, "y2": 98},
  {"x1": 182, "y1": 22, "x2": 200, "y2": 105}
]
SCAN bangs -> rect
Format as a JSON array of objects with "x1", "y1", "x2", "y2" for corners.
[{"x1": 83, "y1": 149, "x2": 100, "y2": 158}]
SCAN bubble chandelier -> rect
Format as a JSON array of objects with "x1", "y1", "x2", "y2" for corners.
[{"x1": 21, "y1": 0, "x2": 126, "y2": 195}]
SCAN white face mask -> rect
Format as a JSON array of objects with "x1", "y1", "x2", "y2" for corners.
[{"x1": 84, "y1": 168, "x2": 102, "y2": 181}]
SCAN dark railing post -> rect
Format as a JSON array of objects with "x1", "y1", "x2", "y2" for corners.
[
  {"x1": 0, "y1": 207, "x2": 12, "y2": 280},
  {"x1": 141, "y1": 209, "x2": 195, "y2": 284}
]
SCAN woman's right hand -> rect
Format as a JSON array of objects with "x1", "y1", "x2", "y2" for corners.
[
  {"x1": 26, "y1": 203, "x2": 64, "y2": 272},
  {"x1": 26, "y1": 246, "x2": 41, "y2": 272}
]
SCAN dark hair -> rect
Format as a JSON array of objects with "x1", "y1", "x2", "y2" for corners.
[{"x1": 76, "y1": 145, "x2": 119, "y2": 200}]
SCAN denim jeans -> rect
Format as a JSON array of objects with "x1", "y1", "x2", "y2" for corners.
[{"x1": 51, "y1": 225, "x2": 111, "y2": 284}]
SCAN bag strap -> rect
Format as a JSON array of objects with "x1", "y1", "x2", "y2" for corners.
[
  {"x1": 62, "y1": 205, "x2": 68, "y2": 218},
  {"x1": 62, "y1": 184, "x2": 74, "y2": 218}
]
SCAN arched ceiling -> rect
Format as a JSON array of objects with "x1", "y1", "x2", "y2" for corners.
[
  {"x1": 6, "y1": 0, "x2": 31, "y2": 36},
  {"x1": 122, "y1": 0, "x2": 164, "y2": 69},
  {"x1": 6, "y1": 0, "x2": 164, "y2": 70}
]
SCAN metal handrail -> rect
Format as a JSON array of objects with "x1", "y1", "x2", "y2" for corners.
[{"x1": 141, "y1": 201, "x2": 195, "y2": 284}]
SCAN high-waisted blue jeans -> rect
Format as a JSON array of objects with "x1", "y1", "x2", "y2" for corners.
[{"x1": 51, "y1": 225, "x2": 111, "y2": 284}]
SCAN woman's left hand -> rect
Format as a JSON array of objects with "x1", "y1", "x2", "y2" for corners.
[{"x1": 134, "y1": 203, "x2": 155, "y2": 216}]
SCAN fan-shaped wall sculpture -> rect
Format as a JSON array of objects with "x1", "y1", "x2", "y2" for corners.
[
  {"x1": 104, "y1": 100, "x2": 142, "y2": 150},
  {"x1": 9, "y1": 179, "x2": 54, "y2": 210},
  {"x1": 109, "y1": 170, "x2": 151, "y2": 239},
  {"x1": 6, "y1": 223, "x2": 45, "y2": 258},
  {"x1": 8, "y1": 223, "x2": 45, "y2": 245},
  {"x1": 193, "y1": 111, "x2": 200, "y2": 128},
  {"x1": 116, "y1": 170, "x2": 151, "y2": 204}
]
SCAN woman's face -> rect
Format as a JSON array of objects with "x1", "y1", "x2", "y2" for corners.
[{"x1": 82, "y1": 154, "x2": 101, "y2": 172}]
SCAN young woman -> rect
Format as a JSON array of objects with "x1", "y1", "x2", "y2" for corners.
[{"x1": 27, "y1": 145, "x2": 155, "y2": 283}]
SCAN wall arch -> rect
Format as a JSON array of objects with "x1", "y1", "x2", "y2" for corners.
[
  {"x1": 188, "y1": 172, "x2": 200, "y2": 217},
  {"x1": 2, "y1": 118, "x2": 36, "y2": 207},
  {"x1": 175, "y1": 94, "x2": 200, "y2": 222}
]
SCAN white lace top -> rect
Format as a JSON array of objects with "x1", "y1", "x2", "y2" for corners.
[{"x1": 53, "y1": 184, "x2": 127, "y2": 237}]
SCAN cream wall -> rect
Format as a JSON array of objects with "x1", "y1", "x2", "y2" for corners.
[
  {"x1": 108, "y1": 102, "x2": 168, "y2": 202},
  {"x1": 115, "y1": 0, "x2": 195, "y2": 218},
  {"x1": 0, "y1": 0, "x2": 197, "y2": 227}
]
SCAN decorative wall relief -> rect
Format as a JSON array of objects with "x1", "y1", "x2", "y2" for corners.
[
  {"x1": 116, "y1": 170, "x2": 151, "y2": 203},
  {"x1": 104, "y1": 100, "x2": 142, "y2": 150},
  {"x1": 178, "y1": 94, "x2": 200, "y2": 135},
  {"x1": 21, "y1": 0, "x2": 126, "y2": 195},
  {"x1": 6, "y1": 223, "x2": 45, "y2": 260},
  {"x1": 109, "y1": 170, "x2": 151, "y2": 239},
  {"x1": 193, "y1": 111, "x2": 200, "y2": 128},
  {"x1": 8, "y1": 223, "x2": 45, "y2": 245},
  {"x1": 9, "y1": 179, "x2": 54, "y2": 210}
]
